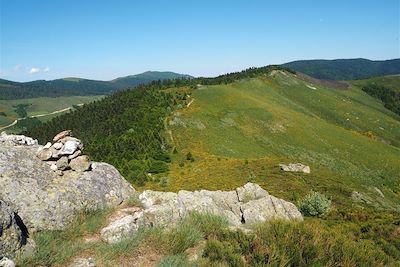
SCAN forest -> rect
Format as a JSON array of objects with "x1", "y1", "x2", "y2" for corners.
[{"x1": 362, "y1": 84, "x2": 400, "y2": 116}]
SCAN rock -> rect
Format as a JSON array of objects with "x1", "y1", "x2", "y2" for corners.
[
  {"x1": 100, "y1": 214, "x2": 141, "y2": 244},
  {"x1": 0, "y1": 258, "x2": 15, "y2": 267},
  {"x1": 0, "y1": 200, "x2": 27, "y2": 260},
  {"x1": 43, "y1": 142, "x2": 52, "y2": 149},
  {"x1": 59, "y1": 140, "x2": 79, "y2": 155},
  {"x1": 50, "y1": 163, "x2": 58, "y2": 171},
  {"x1": 0, "y1": 132, "x2": 37, "y2": 146},
  {"x1": 70, "y1": 257, "x2": 96, "y2": 267},
  {"x1": 56, "y1": 170, "x2": 64, "y2": 176},
  {"x1": 70, "y1": 155, "x2": 91, "y2": 172},
  {"x1": 0, "y1": 143, "x2": 136, "y2": 232},
  {"x1": 52, "y1": 142, "x2": 63, "y2": 150},
  {"x1": 236, "y1": 182, "x2": 268, "y2": 203},
  {"x1": 68, "y1": 150, "x2": 81, "y2": 160},
  {"x1": 56, "y1": 156, "x2": 69, "y2": 170},
  {"x1": 104, "y1": 183, "x2": 302, "y2": 244},
  {"x1": 279, "y1": 163, "x2": 310, "y2": 174},
  {"x1": 37, "y1": 148, "x2": 53, "y2": 161},
  {"x1": 53, "y1": 130, "x2": 72, "y2": 142},
  {"x1": 373, "y1": 187, "x2": 385, "y2": 198}
]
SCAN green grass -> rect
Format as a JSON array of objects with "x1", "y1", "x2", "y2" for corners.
[
  {"x1": 149, "y1": 71, "x2": 400, "y2": 215},
  {"x1": 0, "y1": 95, "x2": 103, "y2": 131}
]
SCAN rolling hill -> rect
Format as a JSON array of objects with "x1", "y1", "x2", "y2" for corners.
[
  {"x1": 283, "y1": 58, "x2": 400, "y2": 80},
  {"x1": 23, "y1": 65, "x2": 400, "y2": 262},
  {"x1": 0, "y1": 71, "x2": 192, "y2": 100}
]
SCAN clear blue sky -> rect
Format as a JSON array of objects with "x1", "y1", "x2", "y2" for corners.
[{"x1": 0, "y1": 0, "x2": 399, "y2": 82}]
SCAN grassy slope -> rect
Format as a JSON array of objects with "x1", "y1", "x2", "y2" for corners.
[
  {"x1": 0, "y1": 95, "x2": 104, "y2": 130},
  {"x1": 350, "y1": 75, "x2": 400, "y2": 92},
  {"x1": 151, "y1": 71, "x2": 400, "y2": 212}
]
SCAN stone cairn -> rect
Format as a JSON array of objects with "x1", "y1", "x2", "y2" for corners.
[{"x1": 36, "y1": 130, "x2": 91, "y2": 175}]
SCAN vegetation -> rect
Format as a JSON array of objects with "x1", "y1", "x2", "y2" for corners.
[
  {"x1": 283, "y1": 58, "x2": 400, "y2": 80},
  {"x1": 299, "y1": 191, "x2": 332, "y2": 217},
  {"x1": 17, "y1": 211, "x2": 400, "y2": 266},
  {"x1": 0, "y1": 72, "x2": 190, "y2": 100},
  {"x1": 24, "y1": 65, "x2": 293, "y2": 186}
]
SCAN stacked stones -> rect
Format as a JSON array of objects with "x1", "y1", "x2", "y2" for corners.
[{"x1": 37, "y1": 130, "x2": 91, "y2": 175}]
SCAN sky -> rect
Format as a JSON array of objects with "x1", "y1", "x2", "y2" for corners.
[{"x1": 0, "y1": 0, "x2": 399, "y2": 82}]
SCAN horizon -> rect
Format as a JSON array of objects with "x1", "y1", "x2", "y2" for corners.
[{"x1": 1, "y1": 0, "x2": 399, "y2": 82}]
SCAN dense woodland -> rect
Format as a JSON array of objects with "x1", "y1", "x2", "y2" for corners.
[
  {"x1": 284, "y1": 58, "x2": 400, "y2": 80},
  {"x1": 0, "y1": 72, "x2": 190, "y2": 100},
  {"x1": 362, "y1": 84, "x2": 400, "y2": 116},
  {"x1": 25, "y1": 65, "x2": 292, "y2": 185}
]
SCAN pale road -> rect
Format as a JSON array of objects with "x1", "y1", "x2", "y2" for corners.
[{"x1": 0, "y1": 104, "x2": 84, "y2": 131}]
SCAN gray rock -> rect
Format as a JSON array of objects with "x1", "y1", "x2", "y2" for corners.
[
  {"x1": 43, "y1": 142, "x2": 52, "y2": 149},
  {"x1": 56, "y1": 156, "x2": 69, "y2": 170},
  {"x1": 68, "y1": 150, "x2": 81, "y2": 160},
  {"x1": 59, "y1": 140, "x2": 78, "y2": 155},
  {"x1": 52, "y1": 142, "x2": 63, "y2": 150},
  {"x1": 104, "y1": 183, "x2": 302, "y2": 244},
  {"x1": 0, "y1": 132, "x2": 38, "y2": 146},
  {"x1": 100, "y1": 214, "x2": 141, "y2": 244},
  {"x1": 70, "y1": 257, "x2": 96, "y2": 267},
  {"x1": 279, "y1": 163, "x2": 310, "y2": 174},
  {"x1": 50, "y1": 163, "x2": 58, "y2": 171},
  {"x1": 37, "y1": 148, "x2": 53, "y2": 161},
  {"x1": 53, "y1": 130, "x2": 72, "y2": 142},
  {"x1": 70, "y1": 155, "x2": 91, "y2": 172},
  {"x1": 0, "y1": 200, "x2": 26, "y2": 260},
  {"x1": 0, "y1": 143, "x2": 135, "y2": 232},
  {"x1": 0, "y1": 258, "x2": 15, "y2": 267},
  {"x1": 236, "y1": 182, "x2": 268, "y2": 203}
]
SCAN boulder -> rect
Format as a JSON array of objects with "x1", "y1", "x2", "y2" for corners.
[
  {"x1": 0, "y1": 258, "x2": 15, "y2": 267},
  {"x1": 70, "y1": 155, "x2": 91, "y2": 172},
  {"x1": 0, "y1": 142, "x2": 135, "y2": 232},
  {"x1": 68, "y1": 150, "x2": 81, "y2": 160},
  {"x1": 59, "y1": 140, "x2": 79, "y2": 155},
  {"x1": 279, "y1": 163, "x2": 310, "y2": 174},
  {"x1": 56, "y1": 156, "x2": 69, "y2": 170},
  {"x1": 53, "y1": 130, "x2": 72, "y2": 142},
  {"x1": 52, "y1": 142, "x2": 63, "y2": 150},
  {"x1": 37, "y1": 148, "x2": 53, "y2": 161},
  {"x1": 0, "y1": 200, "x2": 27, "y2": 260},
  {"x1": 100, "y1": 213, "x2": 141, "y2": 244},
  {"x1": 0, "y1": 132, "x2": 37, "y2": 146},
  {"x1": 102, "y1": 183, "x2": 303, "y2": 244}
]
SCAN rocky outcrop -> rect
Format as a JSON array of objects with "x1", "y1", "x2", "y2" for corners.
[
  {"x1": 279, "y1": 163, "x2": 310, "y2": 173},
  {"x1": 0, "y1": 132, "x2": 37, "y2": 146},
  {"x1": 0, "y1": 133, "x2": 135, "y2": 258},
  {"x1": 0, "y1": 200, "x2": 27, "y2": 260},
  {"x1": 100, "y1": 183, "x2": 303, "y2": 243}
]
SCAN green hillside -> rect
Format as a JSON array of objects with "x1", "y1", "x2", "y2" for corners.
[
  {"x1": 23, "y1": 67, "x2": 400, "y2": 262},
  {"x1": 283, "y1": 58, "x2": 400, "y2": 80},
  {"x1": 350, "y1": 75, "x2": 400, "y2": 115},
  {"x1": 0, "y1": 71, "x2": 191, "y2": 100}
]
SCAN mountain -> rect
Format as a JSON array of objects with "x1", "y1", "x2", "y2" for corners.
[
  {"x1": 0, "y1": 71, "x2": 192, "y2": 100},
  {"x1": 283, "y1": 58, "x2": 400, "y2": 80},
  {"x1": 111, "y1": 71, "x2": 193, "y2": 88}
]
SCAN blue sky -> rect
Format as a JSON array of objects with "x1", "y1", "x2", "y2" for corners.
[{"x1": 0, "y1": 0, "x2": 399, "y2": 82}]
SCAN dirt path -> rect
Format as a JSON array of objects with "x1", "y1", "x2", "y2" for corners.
[{"x1": 0, "y1": 104, "x2": 83, "y2": 131}]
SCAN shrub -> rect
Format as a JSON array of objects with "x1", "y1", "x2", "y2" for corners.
[
  {"x1": 299, "y1": 191, "x2": 331, "y2": 217},
  {"x1": 148, "y1": 160, "x2": 169, "y2": 174},
  {"x1": 186, "y1": 152, "x2": 194, "y2": 162},
  {"x1": 159, "y1": 176, "x2": 169, "y2": 187}
]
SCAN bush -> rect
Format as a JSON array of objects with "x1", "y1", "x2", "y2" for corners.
[
  {"x1": 186, "y1": 152, "x2": 194, "y2": 162},
  {"x1": 299, "y1": 191, "x2": 331, "y2": 217},
  {"x1": 159, "y1": 177, "x2": 169, "y2": 187},
  {"x1": 148, "y1": 160, "x2": 169, "y2": 174}
]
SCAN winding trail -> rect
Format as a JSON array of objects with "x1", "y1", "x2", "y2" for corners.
[{"x1": 0, "y1": 104, "x2": 84, "y2": 131}]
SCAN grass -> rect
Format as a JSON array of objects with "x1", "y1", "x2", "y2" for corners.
[
  {"x1": 17, "y1": 210, "x2": 400, "y2": 266},
  {"x1": 141, "y1": 71, "x2": 400, "y2": 215},
  {"x1": 0, "y1": 95, "x2": 103, "y2": 131}
]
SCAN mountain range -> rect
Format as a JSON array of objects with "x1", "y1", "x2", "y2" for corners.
[{"x1": 0, "y1": 71, "x2": 192, "y2": 100}]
